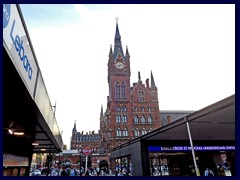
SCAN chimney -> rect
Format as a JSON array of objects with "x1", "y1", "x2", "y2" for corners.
[
  {"x1": 167, "y1": 116, "x2": 172, "y2": 124},
  {"x1": 146, "y1": 78, "x2": 149, "y2": 88}
]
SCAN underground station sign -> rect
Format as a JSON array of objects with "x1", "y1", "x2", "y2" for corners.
[{"x1": 83, "y1": 147, "x2": 92, "y2": 156}]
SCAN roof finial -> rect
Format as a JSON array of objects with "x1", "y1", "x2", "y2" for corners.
[
  {"x1": 138, "y1": 71, "x2": 141, "y2": 81},
  {"x1": 116, "y1": 16, "x2": 119, "y2": 24}
]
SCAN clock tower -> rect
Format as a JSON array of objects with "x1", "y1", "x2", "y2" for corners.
[
  {"x1": 101, "y1": 20, "x2": 161, "y2": 155},
  {"x1": 107, "y1": 20, "x2": 131, "y2": 102}
]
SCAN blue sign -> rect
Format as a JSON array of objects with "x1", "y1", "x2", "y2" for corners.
[
  {"x1": 10, "y1": 19, "x2": 33, "y2": 80},
  {"x1": 148, "y1": 146, "x2": 235, "y2": 152},
  {"x1": 3, "y1": 4, "x2": 11, "y2": 28}
]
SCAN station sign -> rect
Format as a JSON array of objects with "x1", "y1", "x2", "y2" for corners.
[
  {"x1": 148, "y1": 146, "x2": 235, "y2": 152},
  {"x1": 3, "y1": 4, "x2": 38, "y2": 99},
  {"x1": 82, "y1": 147, "x2": 92, "y2": 156}
]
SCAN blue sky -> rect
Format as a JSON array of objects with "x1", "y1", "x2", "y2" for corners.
[{"x1": 20, "y1": 4, "x2": 235, "y2": 149}]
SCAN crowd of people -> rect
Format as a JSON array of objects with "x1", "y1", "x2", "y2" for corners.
[{"x1": 59, "y1": 166, "x2": 115, "y2": 176}]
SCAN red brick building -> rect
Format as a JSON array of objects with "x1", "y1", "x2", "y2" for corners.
[
  {"x1": 100, "y1": 21, "x2": 161, "y2": 154},
  {"x1": 70, "y1": 21, "x2": 161, "y2": 170}
]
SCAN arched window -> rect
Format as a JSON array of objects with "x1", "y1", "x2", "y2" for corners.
[
  {"x1": 116, "y1": 127, "x2": 121, "y2": 137},
  {"x1": 134, "y1": 128, "x2": 140, "y2": 137},
  {"x1": 148, "y1": 115, "x2": 152, "y2": 124},
  {"x1": 148, "y1": 107, "x2": 151, "y2": 112},
  {"x1": 115, "y1": 82, "x2": 120, "y2": 99},
  {"x1": 141, "y1": 115, "x2": 146, "y2": 124},
  {"x1": 141, "y1": 106, "x2": 145, "y2": 112},
  {"x1": 122, "y1": 127, "x2": 128, "y2": 137},
  {"x1": 121, "y1": 82, "x2": 126, "y2": 99},
  {"x1": 149, "y1": 128, "x2": 152, "y2": 133},
  {"x1": 134, "y1": 115, "x2": 139, "y2": 124},
  {"x1": 138, "y1": 90, "x2": 144, "y2": 101},
  {"x1": 116, "y1": 105, "x2": 121, "y2": 112},
  {"x1": 142, "y1": 128, "x2": 147, "y2": 135},
  {"x1": 116, "y1": 114, "x2": 121, "y2": 122},
  {"x1": 122, "y1": 105, "x2": 127, "y2": 112},
  {"x1": 122, "y1": 115, "x2": 127, "y2": 123},
  {"x1": 133, "y1": 106, "x2": 138, "y2": 112}
]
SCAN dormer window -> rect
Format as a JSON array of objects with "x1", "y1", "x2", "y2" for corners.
[{"x1": 138, "y1": 90, "x2": 144, "y2": 101}]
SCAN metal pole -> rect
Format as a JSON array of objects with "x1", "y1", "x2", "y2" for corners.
[
  {"x1": 85, "y1": 155, "x2": 88, "y2": 174},
  {"x1": 186, "y1": 120, "x2": 200, "y2": 176}
]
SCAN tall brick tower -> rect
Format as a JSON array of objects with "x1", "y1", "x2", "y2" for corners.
[{"x1": 100, "y1": 20, "x2": 161, "y2": 153}]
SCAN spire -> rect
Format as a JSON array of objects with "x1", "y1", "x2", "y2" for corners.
[
  {"x1": 125, "y1": 45, "x2": 130, "y2": 57},
  {"x1": 73, "y1": 120, "x2": 76, "y2": 132},
  {"x1": 114, "y1": 17, "x2": 124, "y2": 59},
  {"x1": 138, "y1": 71, "x2": 141, "y2": 81},
  {"x1": 151, "y1": 70, "x2": 157, "y2": 89},
  {"x1": 100, "y1": 105, "x2": 103, "y2": 116},
  {"x1": 109, "y1": 44, "x2": 113, "y2": 54}
]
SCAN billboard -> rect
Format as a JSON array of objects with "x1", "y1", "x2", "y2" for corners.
[{"x1": 3, "y1": 4, "x2": 38, "y2": 98}]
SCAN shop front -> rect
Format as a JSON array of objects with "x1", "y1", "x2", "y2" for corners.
[{"x1": 148, "y1": 145, "x2": 235, "y2": 176}]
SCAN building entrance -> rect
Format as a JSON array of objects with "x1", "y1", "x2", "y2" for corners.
[{"x1": 149, "y1": 152, "x2": 189, "y2": 176}]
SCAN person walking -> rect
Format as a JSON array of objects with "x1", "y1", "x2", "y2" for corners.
[{"x1": 204, "y1": 168, "x2": 214, "y2": 176}]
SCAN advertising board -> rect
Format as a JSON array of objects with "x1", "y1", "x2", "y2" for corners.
[{"x1": 3, "y1": 4, "x2": 38, "y2": 98}]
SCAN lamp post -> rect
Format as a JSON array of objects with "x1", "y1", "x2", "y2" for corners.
[{"x1": 79, "y1": 148, "x2": 82, "y2": 169}]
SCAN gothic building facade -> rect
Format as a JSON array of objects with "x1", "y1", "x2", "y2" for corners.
[
  {"x1": 70, "y1": 21, "x2": 162, "y2": 169},
  {"x1": 100, "y1": 21, "x2": 162, "y2": 153}
]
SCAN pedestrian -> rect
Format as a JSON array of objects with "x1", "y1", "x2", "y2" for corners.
[{"x1": 204, "y1": 168, "x2": 214, "y2": 176}]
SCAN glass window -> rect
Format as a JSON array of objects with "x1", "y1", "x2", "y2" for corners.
[
  {"x1": 117, "y1": 127, "x2": 121, "y2": 137},
  {"x1": 116, "y1": 114, "x2": 121, "y2": 122},
  {"x1": 122, "y1": 115, "x2": 127, "y2": 123},
  {"x1": 142, "y1": 128, "x2": 147, "y2": 135},
  {"x1": 122, "y1": 105, "x2": 127, "y2": 112},
  {"x1": 134, "y1": 128, "x2": 140, "y2": 137},
  {"x1": 148, "y1": 115, "x2": 152, "y2": 124},
  {"x1": 134, "y1": 115, "x2": 139, "y2": 124},
  {"x1": 133, "y1": 106, "x2": 138, "y2": 112},
  {"x1": 116, "y1": 105, "x2": 121, "y2": 111},
  {"x1": 122, "y1": 127, "x2": 128, "y2": 137},
  {"x1": 141, "y1": 115, "x2": 146, "y2": 124},
  {"x1": 115, "y1": 82, "x2": 120, "y2": 99},
  {"x1": 121, "y1": 82, "x2": 126, "y2": 99},
  {"x1": 138, "y1": 90, "x2": 145, "y2": 101}
]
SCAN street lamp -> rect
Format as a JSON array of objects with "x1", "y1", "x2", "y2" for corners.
[{"x1": 78, "y1": 148, "x2": 83, "y2": 168}]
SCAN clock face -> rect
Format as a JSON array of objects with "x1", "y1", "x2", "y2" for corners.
[{"x1": 115, "y1": 62, "x2": 124, "y2": 69}]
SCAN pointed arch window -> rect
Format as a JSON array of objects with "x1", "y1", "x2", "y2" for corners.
[
  {"x1": 122, "y1": 105, "x2": 127, "y2": 112},
  {"x1": 134, "y1": 115, "x2": 139, "y2": 124},
  {"x1": 141, "y1": 106, "x2": 145, "y2": 112},
  {"x1": 117, "y1": 127, "x2": 121, "y2": 137},
  {"x1": 122, "y1": 127, "x2": 128, "y2": 137},
  {"x1": 134, "y1": 128, "x2": 140, "y2": 137},
  {"x1": 116, "y1": 105, "x2": 121, "y2": 112},
  {"x1": 148, "y1": 115, "x2": 152, "y2": 124},
  {"x1": 142, "y1": 128, "x2": 147, "y2": 135},
  {"x1": 133, "y1": 106, "x2": 138, "y2": 112},
  {"x1": 122, "y1": 115, "x2": 127, "y2": 123},
  {"x1": 115, "y1": 82, "x2": 120, "y2": 99},
  {"x1": 121, "y1": 82, "x2": 126, "y2": 99},
  {"x1": 138, "y1": 90, "x2": 145, "y2": 101},
  {"x1": 116, "y1": 114, "x2": 121, "y2": 122},
  {"x1": 149, "y1": 128, "x2": 152, "y2": 133},
  {"x1": 141, "y1": 115, "x2": 146, "y2": 124},
  {"x1": 148, "y1": 107, "x2": 151, "y2": 112}
]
